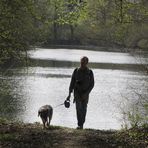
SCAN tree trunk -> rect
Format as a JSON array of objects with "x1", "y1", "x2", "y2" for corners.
[
  {"x1": 70, "y1": 25, "x2": 74, "y2": 43},
  {"x1": 53, "y1": 22, "x2": 57, "y2": 43},
  {"x1": 120, "y1": 0, "x2": 123, "y2": 23}
]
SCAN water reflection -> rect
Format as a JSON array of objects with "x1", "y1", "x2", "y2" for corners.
[
  {"x1": 0, "y1": 48, "x2": 148, "y2": 129},
  {"x1": 0, "y1": 76, "x2": 26, "y2": 120},
  {"x1": 29, "y1": 58, "x2": 146, "y2": 71},
  {"x1": 28, "y1": 48, "x2": 148, "y2": 71},
  {"x1": 0, "y1": 67, "x2": 147, "y2": 129}
]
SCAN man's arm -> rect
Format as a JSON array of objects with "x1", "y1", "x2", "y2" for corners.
[
  {"x1": 69, "y1": 68, "x2": 77, "y2": 94},
  {"x1": 86, "y1": 70, "x2": 94, "y2": 94}
]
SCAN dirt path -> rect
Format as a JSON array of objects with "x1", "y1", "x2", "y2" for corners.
[{"x1": 0, "y1": 121, "x2": 147, "y2": 148}]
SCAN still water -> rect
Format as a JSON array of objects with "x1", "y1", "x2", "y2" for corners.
[{"x1": 0, "y1": 48, "x2": 147, "y2": 129}]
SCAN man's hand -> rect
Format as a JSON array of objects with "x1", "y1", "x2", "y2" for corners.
[
  {"x1": 66, "y1": 93, "x2": 71, "y2": 101},
  {"x1": 73, "y1": 98, "x2": 76, "y2": 103}
]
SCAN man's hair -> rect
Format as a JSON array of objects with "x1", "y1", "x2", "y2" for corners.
[{"x1": 81, "y1": 56, "x2": 89, "y2": 64}]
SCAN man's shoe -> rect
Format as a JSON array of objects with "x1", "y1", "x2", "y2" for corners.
[{"x1": 76, "y1": 126, "x2": 83, "y2": 129}]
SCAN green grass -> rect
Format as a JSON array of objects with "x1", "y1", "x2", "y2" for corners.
[
  {"x1": 0, "y1": 117, "x2": 8, "y2": 124},
  {"x1": 0, "y1": 134, "x2": 17, "y2": 141},
  {"x1": 0, "y1": 118, "x2": 147, "y2": 147}
]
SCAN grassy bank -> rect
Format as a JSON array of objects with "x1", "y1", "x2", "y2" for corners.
[{"x1": 0, "y1": 119, "x2": 147, "y2": 148}]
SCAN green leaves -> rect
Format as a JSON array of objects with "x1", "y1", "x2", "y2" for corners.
[
  {"x1": 48, "y1": 0, "x2": 87, "y2": 25},
  {"x1": 0, "y1": 0, "x2": 148, "y2": 65},
  {"x1": 0, "y1": 0, "x2": 50, "y2": 65}
]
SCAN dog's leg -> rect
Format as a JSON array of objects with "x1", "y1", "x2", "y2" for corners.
[
  {"x1": 48, "y1": 109, "x2": 53, "y2": 126},
  {"x1": 46, "y1": 117, "x2": 49, "y2": 127},
  {"x1": 42, "y1": 118, "x2": 46, "y2": 129}
]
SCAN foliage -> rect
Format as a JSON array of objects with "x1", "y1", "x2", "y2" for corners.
[
  {"x1": 0, "y1": 0, "x2": 49, "y2": 65},
  {"x1": 79, "y1": 0, "x2": 148, "y2": 47},
  {"x1": 0, "y1": 0, "x2": 148, "y2": 65},
  {"x1": 120, "y1": 84, "x2": 148, "y2": 129},
  {"x1": 116, "y1": 126, "x2": 148, "y2": 147},
  {"x1": 129, "y1": 94, "x2": 148, "y2": 128}
]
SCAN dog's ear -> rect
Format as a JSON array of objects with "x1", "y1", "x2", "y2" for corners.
[{"x1": 38, "y1": 111, "x2": 40, "y2": 117}]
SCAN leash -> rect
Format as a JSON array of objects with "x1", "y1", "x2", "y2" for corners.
[
  {"x1": 53, "y1": 103, "x2": 64, "y2": 108},
  {"x1": 53, "y1": 95, "x2": 71, "y2": 109}
]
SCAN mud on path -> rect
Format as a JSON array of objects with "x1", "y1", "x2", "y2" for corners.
[{"x1": 0, "y1": 120, "x2": 147, "y2": 148}]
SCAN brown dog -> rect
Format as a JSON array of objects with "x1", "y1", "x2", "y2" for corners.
[{"x1": 38, "y1": 105, "x2": 53, "y2": 128}]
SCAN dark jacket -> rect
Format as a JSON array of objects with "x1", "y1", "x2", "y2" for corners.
[{"x1": 69, "y1": 67, "x2": 94, "y2": 102}]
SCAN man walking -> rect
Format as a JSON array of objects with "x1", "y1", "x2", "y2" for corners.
[{"x1": 68, "y1": 56, "x2": 94, "y2": 129}]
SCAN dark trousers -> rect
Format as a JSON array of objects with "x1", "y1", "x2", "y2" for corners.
[{"x1": 76, "y1": 100, "x2": 87, "y2": 127}]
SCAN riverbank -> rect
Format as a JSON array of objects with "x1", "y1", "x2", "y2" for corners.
[{"x1": 0, "y1": 119, "x2": 147, "y2": 148}]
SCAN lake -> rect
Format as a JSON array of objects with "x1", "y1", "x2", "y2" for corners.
[{"x1": 0, "y1": 48, "x2": 147, "y2": 129}]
